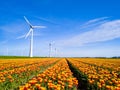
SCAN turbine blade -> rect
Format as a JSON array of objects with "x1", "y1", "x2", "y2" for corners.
[
  {"x1": 25, "y1": 29, "x2": 32, "y2": 39},
  {"x1": 24, "y1": 16, "x2": 32, "y2": 27},
  {"x1": 33, "y1": 26, "x2": 46, "y2": 28}
]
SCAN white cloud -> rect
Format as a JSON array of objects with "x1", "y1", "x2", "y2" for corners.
[
  {"x1": 35, "y1": 16, "x2": 59, "y2": 25},
  {"x1": 79, "y1": 17, "x2": 109, "y2": 29},
  {"x1": 85, "y1": 17, "x2": 109, "y2": 24},
  {"x1": 57, "y1": 19, "x2": 120, "y2": 47}
]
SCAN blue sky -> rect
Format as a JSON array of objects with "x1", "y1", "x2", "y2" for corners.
[{"x1": 1, "y1": 0, "x2": 120, "y2": 57}]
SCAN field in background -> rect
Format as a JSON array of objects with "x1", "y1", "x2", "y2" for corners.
[
  {"x1": 0, "y1": 57, "x2": 120, "y2": 90},
  {"x1": 0, "y1": 56, "x2": 47, "y2": 59}
]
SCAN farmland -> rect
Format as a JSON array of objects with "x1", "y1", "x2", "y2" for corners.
[{"x1": 0, "y1": 57, "x2": 120, "y2": 90}]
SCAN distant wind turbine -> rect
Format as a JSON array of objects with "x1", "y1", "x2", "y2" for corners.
[
  {"x1": 55, "y1": 48, "x2": 57, "y2": 57},
  {"x1": 49, "y1": 43, "x2": 52, "y2": 57},
  {"x1": 24, "y1": 16, "x2": 46, "y2": 57},
  {"x1": 49, "y1": 41, "x2": 55, "y2": 57}
]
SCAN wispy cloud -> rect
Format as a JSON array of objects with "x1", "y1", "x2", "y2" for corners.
[
  {"x1": 57, "y1": 19, "x2": 120, "y2": 47},
  {"x1": 79, "y1": 17, "x2": 109, "y2": 29},
  {"x1": 34, "y1": 16, "x2": 59, "y2": 25},
  {"x1": 85, "y1": 17, "x2": 109, "y2": 24}
]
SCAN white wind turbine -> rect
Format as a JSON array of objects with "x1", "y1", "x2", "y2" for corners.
[
  {"x1": 48, "y1": 41, "x2": 55, "y2": 57},
  {"x1": 49, "y1": 43, "x2": 52, "y2": 57},
  {"x1": 24, "y1": 16, "x2": 46, "y2": 57}
]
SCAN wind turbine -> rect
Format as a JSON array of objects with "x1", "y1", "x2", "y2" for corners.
[
  {"x1": 49, "y1": 43, "x2": 52, "y2": 57},
  {"x1": 24, "y1": 16, "x2": 46, "y2": 57},
  {"x1": 54, "y1": 48, "x2": 57, "y2": 57},
  {"x1": 48, "y1": 41, "x2": 55, "y2": 57}
]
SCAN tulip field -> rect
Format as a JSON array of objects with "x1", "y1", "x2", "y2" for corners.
[{"x1": 0, "y1": 57, "x2": 120, "y2": 90}]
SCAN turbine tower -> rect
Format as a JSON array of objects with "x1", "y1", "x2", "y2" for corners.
[{"x1": 24, "y1": 16, "x2": 46, "y2": 57}]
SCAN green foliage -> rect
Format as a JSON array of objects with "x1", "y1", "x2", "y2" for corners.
[{"x1": 0, "y1": 56, "x2": 29, "y2": 59}]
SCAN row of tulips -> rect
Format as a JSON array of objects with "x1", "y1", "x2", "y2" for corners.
[
  {"x1": 0, "y1": 58, "x2": 59, "y2": 90},
  {"x1": 73, "y1": 58, "x2": 120, "y2": 72},
  {"x1": 0, "y1": 59, "x2": 34, "y2": 71},
  {"x1": 19, "y1": 58, "x2": 78, "y2": 90},
  {"x1": 68, "y1": 58, "x2": 120, "y2": 90},
  {"x1": 0, "y1": 58, "x2": 56, "y2": 71}
]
